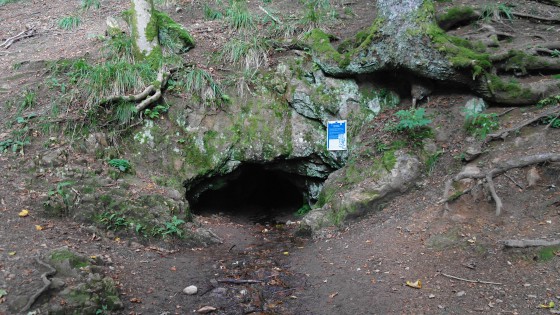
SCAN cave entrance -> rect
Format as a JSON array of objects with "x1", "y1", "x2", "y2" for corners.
[{"x1": 189, "y1": 164, "x2": 306, "y2": 224}]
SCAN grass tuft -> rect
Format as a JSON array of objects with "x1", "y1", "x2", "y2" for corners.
[{"x1": 58, "y1": 16, "x2": 82, "y2": 30}]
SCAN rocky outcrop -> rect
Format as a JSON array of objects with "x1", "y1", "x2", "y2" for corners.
[{"x1": 302, "y1": 151, "x2": 421, "y2": 231}]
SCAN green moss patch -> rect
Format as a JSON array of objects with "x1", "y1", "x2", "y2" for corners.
[
  {"x1": 50, "y1": 249, "x2": 89, "y2": 269},
  {"x1": 537, "y1": 246, "x2": 560, "y2": 262}
]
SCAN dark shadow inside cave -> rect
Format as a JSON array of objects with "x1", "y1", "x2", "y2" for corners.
[{"x1": 189, "y1": 164, "x2": 305, "y2": 224}]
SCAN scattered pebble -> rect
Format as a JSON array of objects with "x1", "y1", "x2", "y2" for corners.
[
  {"x1": 429, "y1": 294, "x2": 435, "y2": 299},
  {"x1": 183, "y1": 285, "x2": 198, "y2": 295},
  {"x1": 197, "y1": 306, "x2": 217, "y2": 314},
  {"x1": 456, "y1": 291, "x2": 466, "y2": 297}
]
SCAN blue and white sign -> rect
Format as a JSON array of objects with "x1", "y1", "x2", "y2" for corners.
[{"x1": 327, "y1": 120, "x2": 347, "y2": 151}]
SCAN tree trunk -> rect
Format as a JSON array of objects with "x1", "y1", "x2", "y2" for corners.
[
  {"x1": 307, "y1": 0, "x2": 560, "y2": 106},
  {"x1": 131, "y1": 0, "x2": 159, "y2": 59}
]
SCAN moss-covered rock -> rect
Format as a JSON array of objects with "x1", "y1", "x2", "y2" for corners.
[{"x1": 303, "y1": 150, "x2": 420, "y2": 231}]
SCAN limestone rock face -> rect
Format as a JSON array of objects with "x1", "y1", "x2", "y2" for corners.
[{"x1": 157, "y1": 60, "x2": 380, "y2": 205}]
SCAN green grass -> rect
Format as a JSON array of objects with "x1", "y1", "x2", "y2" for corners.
[
  {"x1": 204, "y1": 3, "x2": 223, "y2": 20},
  {"x1": 81, "y1": 0, "x2": 100, "y2": 10},
  {"x1": 226, "y1": 0, "x2": 255, "y2": 30},
  {"x1": 58, "y1": 16, "x2": 82, "y2": 30},
  {"x1": 221, "y1": 37, "x2": 270, "y2": 70},
  {"x1": 174, "y1": 66, "x2": 230, "y2": 108}
]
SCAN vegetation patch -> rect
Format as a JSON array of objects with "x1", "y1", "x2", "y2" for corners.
[
  {"x1": 49, "y1": 248, "x2": 89, "y2": 269},
  {"x1": 536, "y1": 246, "x2": 560, "y2": 262}
]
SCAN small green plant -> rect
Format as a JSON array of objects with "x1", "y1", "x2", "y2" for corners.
[
  {"x1": 551, "y1": 50, "x2": 560, "y2": 58},
  {"x1": 95, "y1": 305, "x2": 109, "y2": 315},
  {"x1": 21, "y1": 90, "x2": 36, "y2": 110},
  {"x1": 58, "y1": 16, "x2": 82, "y2": 30},
  {"x1": 295, "y1": 204, "x2": 311, "y2": 217},
  {"x1": 162, "y1": 216, "x2": 185, "y2": 238},
  {"x1": 46, "y1": 181, "x2": 74, "y2": 215},
  {"x1": 463, "y1": 109, "x2": 499, "y2": 139},
  {"x1": 390, "y1": 108, "x2": 432, "y2": 132},
  {"x1": 0, "y1": 138, "x2": 29, "y2": 154},
  {"x1": 537, "y1": 95, "x2": 560, "y2": 108},
  {"x1": 481, "y1": 3, "x2": 513, "y2": 22},
  {"x1": 98, "y1": 212, "x2": 128, "y2": 231},
  {"x1": 82, "y1": 0, "x2": 100, "y2": 10},
  {"x1": 426, "y1": 150, "x2": 443, "y2": 174},
  {"x1": 143, "y1": 104, "x2": 169, "y2": 119},
  {"x1": 541, "y1": 114, "x2": 560, "y2": 128},
  {"x1": 387, "y1": 108, "x2": 432, "y2": 143},
  {"x1": 204, "y1": 3, "x2": 223, "y2": 20},
  {"x1": 299, "y1": 0, "x2": 337, "y2": 29},
  {"x1": 108, "y1": 159, "x2": 131, "y2": 172}
]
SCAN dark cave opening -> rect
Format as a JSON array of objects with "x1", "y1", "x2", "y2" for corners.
[{"x1": 189, "y1": 164, "x2": 306, "y2": 223}]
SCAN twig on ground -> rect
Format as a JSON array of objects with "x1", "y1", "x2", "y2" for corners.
[
  {"x1": 503, "y1": 173, "x2": 524, "y2": 190},
  {"x1": 502, "y1": 239, "x2": 560, "y2": 248},
  {"x1": 259, "y1": 6, "x2": 281, "y2": 24},
  {"x1": 217, "y1": 279, "x2": 262, "y2": 284},
  {"x1": 498, "y1": 108, "x2": 516, "y2": 117},
  {"x1": 440, "y1": 272, "x2": 502, "y2": 285}
]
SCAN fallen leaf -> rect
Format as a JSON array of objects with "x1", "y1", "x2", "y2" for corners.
[
  {"x1": 8, "y1": 252, "x2": 16, "y2": 256},
  {"x1": 197, "y1": 305, "x2": 217, "y2": 313},
  {"x1": 0, "y1": 289, "x2": 7, "y2": 298},
  {"x1": 129, "y1": 297, "x2": 142, "y2": 303},
  {"x1": 170, "y1": 266, "x2": 177, "y2": 271},
  {"x1": 405, "y1": 279, "x2": 422, "y2": 289},
  {"x1": 35, "y1": 225, "x2": 43, "y2": 231},
  {"x1": 283, "y1": 251, "x2": 289, "y2": 255},
  {"x1": 18, "y1": 209, "x2": 29, "y2": 217},
  {"x1": 537, "y1": 301, "x2": 555, "y2": 309},
  {"x1": 329, "y1": 292, "x2": 338, "y2": 299}
]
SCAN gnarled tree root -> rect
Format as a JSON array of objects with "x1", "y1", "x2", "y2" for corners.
[
  {"x1": 101, "y1": 67, "x2": 170, "y2": 112},
  {"x1": 484, "y1": 105, "x2": 560, "y2": 142},
  {"x1": 503, "y1": 239, "x2": 560, "y2": 248},
  {"x1": 20, "y1": 257, "x2": 57, "y2": 313},
  {"x1": 0, "y1": 28, "x2": 36, "y2": 49},
  {"x1": 443, "y1": 153, "x2": 560, "y2": 216}
]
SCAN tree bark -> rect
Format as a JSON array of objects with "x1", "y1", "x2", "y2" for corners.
[{"x1": 131, "y1": 0, "x2": 159, "y2": 58}]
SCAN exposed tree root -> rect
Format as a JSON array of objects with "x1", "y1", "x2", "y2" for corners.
[
  {"x1": 485, "y1": 106, "x2": 560, "y2": 142},
  {"x1": 20, "y1": 257, "x2": 57, "y2": 313},
  {"x1": 512, "y1": 11, "x2": 560, "y2": 25},
  {"x1": 101, "y1": 68, "x2": 170, "y2": 112},
  {"x1": 529, "y1": 0, "x2": 560, "y2": 6},
  {"x1": 0, "y1": 28, "x2": 36, "y2": 49},
  {"x1": 503, "y1": 239, "x2": 560, "y2": 248},
  {"x1": 444, "y1": 153, "x2": 560, "y2": 216}
]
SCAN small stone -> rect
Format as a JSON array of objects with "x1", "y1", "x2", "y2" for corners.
[
  {"x1": 429, "y1": 294, "x2": 435, "y2": 299},
  {"x1": 527, "y1": 294, "x2": 537, "y2": 299},
  {"x1": 183, "y1": 285, "x2": 198, "y2": 295},
  {"x1": 456, "y1": 291, "x2": 466, "y2": 297},
  {"x1": 197, "y1": 306, "x2": 217, "y2": 313}
]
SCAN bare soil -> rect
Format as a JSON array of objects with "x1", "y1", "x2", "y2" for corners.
[{"x1": 1, "y1": 0, "x2": 560, "y2": 315}]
